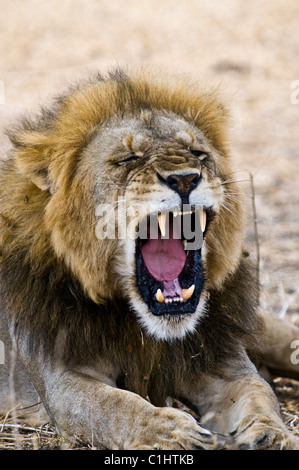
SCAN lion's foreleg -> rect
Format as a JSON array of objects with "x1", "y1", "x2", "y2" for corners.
[
  {"x1": 27, "y1": 366, "x2": 219, "y2": 450},
  {"x1": 12, "y1": 327, "x2": 219, "y2": 450},
  {"x1": 194, "y1": 365, "x2": 299, "y2": 449}
]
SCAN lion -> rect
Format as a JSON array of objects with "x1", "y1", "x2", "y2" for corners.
[{"x1": 0, "y1": 69, "x2": 298, "y2": 450}]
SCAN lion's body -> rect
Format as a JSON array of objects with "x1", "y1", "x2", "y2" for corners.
[{"x1": 0, "y1": 70, "x2": 298, "y2": 449}]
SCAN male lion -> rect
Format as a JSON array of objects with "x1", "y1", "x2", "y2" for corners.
[{"x1": 0, "y1": 69, "x2": 298, "y2": 450}]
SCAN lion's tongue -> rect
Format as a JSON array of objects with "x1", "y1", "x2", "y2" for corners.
[{"x1": 141, "y1": 236, "x2": 186, "y2": 297}]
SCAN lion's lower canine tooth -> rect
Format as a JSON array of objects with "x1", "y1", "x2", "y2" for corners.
[
  {"x1": 199, "y1": 208, "x2": 206, "y2": 232},
  {"x1": 182, "y1": 284, "x2": 195, "y2": 300},
  {"x1": 158, "y1": 213, "x2": 167, "y2": 237},
  {"x1": 156, "y1": 288, "x2": 165, "y2": 303}
]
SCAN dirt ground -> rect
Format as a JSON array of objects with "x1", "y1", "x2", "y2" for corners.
[{"x1": 0, "y1": 0, "x2": 298, "y2": 449}]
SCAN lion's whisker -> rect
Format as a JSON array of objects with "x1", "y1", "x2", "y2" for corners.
[{"x1": 221, "y1": 178, "x2": 251, "y2": 185}]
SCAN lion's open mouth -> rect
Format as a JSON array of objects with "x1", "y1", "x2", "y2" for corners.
[{"x1": 135, "y1": 209, "x2": 209, "y2": 316}]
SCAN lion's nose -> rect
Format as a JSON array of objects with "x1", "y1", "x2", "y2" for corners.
[{"x1": 159, "y1": 173, "x2": 201, "y2": 200}]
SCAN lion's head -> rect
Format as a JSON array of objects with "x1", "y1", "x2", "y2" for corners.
[{"x1": 8, "y1": 69, "x2": 246, "y2": 341}]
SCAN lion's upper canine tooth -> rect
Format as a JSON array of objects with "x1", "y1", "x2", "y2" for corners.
[
  {"x1": 158, "y1": 213, "x2": 167, "y2": 237},
  {"x1": 181, "y1": 284, "x2": 195, "y2": 300},
  {"x1": 156, "y1": 288, "x2": 165, "y2": 303},
  {"x1": 199, "y1": 208, "x2": 207, "y2": 232}
]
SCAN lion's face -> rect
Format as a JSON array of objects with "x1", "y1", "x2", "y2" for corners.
[{"x1": 84, "y1": 110, "x2": 239, "y2": 340}]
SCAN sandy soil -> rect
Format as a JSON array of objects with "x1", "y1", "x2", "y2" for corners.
[{"x1": 0, "y1": 0, "x2": 298, "y2": 449}]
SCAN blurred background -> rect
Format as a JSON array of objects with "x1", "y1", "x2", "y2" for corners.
[{"x1": 0, "y1": 0, "x2": 298, "y2": 420}]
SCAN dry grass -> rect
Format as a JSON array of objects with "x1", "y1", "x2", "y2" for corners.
[
  {"x1": 274, "y1": 379, "x2": 299, "y2": 437},
  {"x1": 1, "y1": 387, "x2": 298, "y2": 450},
  {"x1": 0, "y1": 402, "x2": 58, "y2": 450},
  {"x1": 0, "y1": 0, "x2": 298, "y2": 450}
]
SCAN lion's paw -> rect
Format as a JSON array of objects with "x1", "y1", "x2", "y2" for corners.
[
  {"x1": 232, "y1": 414, "x2": 299, "y2": 450},
  {"x1": 126, "y1": 407, "x2": 223, "y2": 450}
]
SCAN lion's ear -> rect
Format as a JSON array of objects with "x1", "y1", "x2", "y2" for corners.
[
  {"x1": 17, "y1": 149, "x2": 53, "y2": 192},
  {"x1": 10, "y1": 129, "x2": 54, "y2": 192},
  {"x1": 28, "y1": 169, "x2": 51, "y2": 192}
]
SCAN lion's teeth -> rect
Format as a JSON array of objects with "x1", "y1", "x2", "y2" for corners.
[
  {"x1": 158, "y1": 213, "x2": 167, "y2": 237},
  {"x1": 172, "y1": 210, "x2": 194, "y2": 217},
  {"x1": 164, "y1": 297, "x2": 183, "y2": 304},
  {"x1": 182, "y1": 284, "x2": 195, "y2": 300},
  {"x1": 158, "y1": 209, "x2": 205, "y2": 236},
  {"x1": 199, "y1": 208, "x2": 206, "y2": 232},
  {"x1": 156, "y1": 288, "x2": 165, "y2": 303}
]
